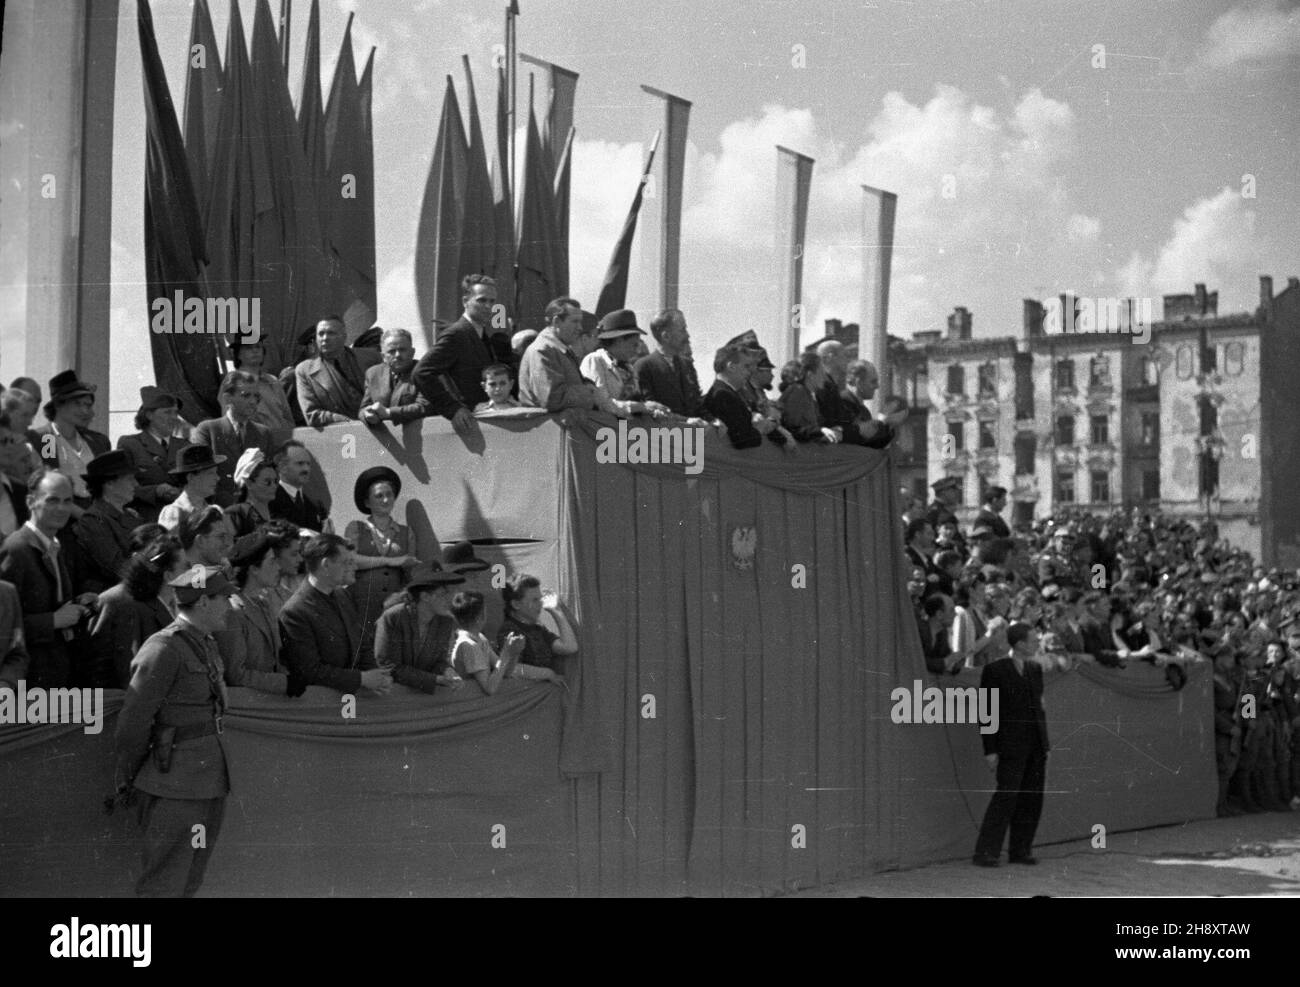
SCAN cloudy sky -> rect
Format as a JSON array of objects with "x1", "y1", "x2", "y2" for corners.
[{"x1": 109, "y1": 0, "x2": 1299, "y2": 415}]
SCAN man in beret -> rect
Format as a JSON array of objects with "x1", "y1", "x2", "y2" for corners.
[
  {"x1": 973, "y1": 622, "x2": 1050, "y2": 867},
  {"x1": 114, "y1": 565, "x2": 236, "y2": 897}
]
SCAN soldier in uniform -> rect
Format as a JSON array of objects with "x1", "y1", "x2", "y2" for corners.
[
  {"x1": 1212, "y1": 644, "x2": 1245, "y2": 816},
  {"x1": 114, "y1": 565, "x2": 236, "y2": 897},
  {"x1": 1036, "y1": 525, "x2": 1082, "y2": 589},
  {"x1": 927, "y1": 476, "x2": 962, "y2": 535}
]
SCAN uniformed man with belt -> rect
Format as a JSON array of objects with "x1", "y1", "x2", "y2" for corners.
[{"x1": 115, "y1": 565, "x2": 236, "y2": 897}]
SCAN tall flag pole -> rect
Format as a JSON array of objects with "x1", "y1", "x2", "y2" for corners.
[
  {"x1": 594, "y1": 130, "x2": 660, "y2": 319},
  {"x1": 490, "y1": 63, "x2": 516, "y2": 326},
  {"x1": 630, "y1": 85, "x2": 690, "y2": 316},
  {"x1": 506, "y1": 1, "x2": 519, "y2": 201},
  {"x1": 414, "y1": 76, "x2": 471, "y2": 342},
  {"x1": 860, "y1": 185, "x2": 897, "y2": 392},
  {"x1": 139, "y1": 0, "x2": 221, "y2": 419},
  {"x1": 181, "y1": 0, "x2": 222, "y2": 218},
  {"x1": 279, "y1": 0, "x2": 292, "y2": 73},
  {"x1": 775, "y1": 146, "x2": 814, "y2": 363}
]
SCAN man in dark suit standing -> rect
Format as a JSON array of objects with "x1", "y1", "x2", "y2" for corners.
[
  {"x1": 190, "y1": 372, "x2": 275, "y2": 507},
  {"x1": 633, "y1": 308, "x2": 707, "y2": 419},
  {"x1": 294, "y1": 316, "x2": 382, "y2": 427},
  {"x1": 279, "y1": 534, "x2": 392, "y2": 694},
  {"x1": 0, "y1": 469, "x2": 98, "y2": 687},
  {"x1": 360, "y1": 328, "x2": 433, "y2": 425},
  {"x1": 412, "y1": 274, "x2": 515, "y2": 429},
  {"x1": 115, "y1": 565, "x2": 236, "y2": 897},
  {"x1": 974, "y1": 485, "x2": 1011, "y2": 539},
  {"x1": 973, "y1": 622, "x2": 1050, "y2": 867},
  {"x1": 269, "y1": 440, "x2": 330, "y2": 533}
]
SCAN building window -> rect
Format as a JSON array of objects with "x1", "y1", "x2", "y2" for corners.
[
  {"x1": 913, "y1": 476, "x2": 929, "y2": 502},
  {"x1": 912, "y1": 419, "x2": 928, "y2": 459},
  {"x1": 1090, "y1": 414, "x2": 1109, "y2": 445},
  {"x1": 979, "y1": 421, "x2": 996, "y2": 449},
  {"x1": 1140, "y1": 411, "x2": 1159, "y2": 446},
  {"x1": 1090, "y1": 470, "x2": 1110, "y2": 503},
  {"x1": 1142, "y1": 355, "x2": 1159, "y2": 386},
  {"x1": 1142, "y1": 469, "x2": 1160, "y2": 501},
  {"x1": 1055, "y1": 359, "x2": 1075, "y2": 392},
  {"x1": 1014, "y1": 354, "x2": 1034, "y2": 419},
  {"x1": 1055, "y1": 414, "x2": 1075, "y2": 446},
  {"x1": 1176, "y1": 345, "x2": 1193, "y2": 380},
  {"x1": 1200, "y1": 398, "x2": 1218, "y2": 435},
  {"x1": 977, "y1": 361, "x2": 997, "y2": 398},
  {"x1": 1014, "y1": 435, "x2": 1036, "y2": 475},
  {"x1": 1089, "y1": 354, "x2": 1112, "y2": 389},
  {"x1": 947, "y1": 364, "x2": 965, "y2": 396},
  {"x1": 1225, "y1": 341, "x2": 1245, "y2": 376},
  {"x1": 1056, "y1": 471, "x2": 1075, "y2": 503},
  {"x1": 947, "y1": 420, "x2": 965, "y2": 453}
]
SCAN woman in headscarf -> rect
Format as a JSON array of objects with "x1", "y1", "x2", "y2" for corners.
[
  {"x1": 89, "y1": 531, "x2": 186, "y2": 688},
  {"x1": 223, "y1": 449, "x2": 279, "y2": 555}
]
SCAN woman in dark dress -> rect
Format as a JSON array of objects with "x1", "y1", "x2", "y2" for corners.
[{"x1": 116, "y1": 387, "x2": 186, "y2": 524}]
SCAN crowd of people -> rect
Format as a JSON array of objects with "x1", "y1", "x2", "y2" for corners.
[{"x1": 906, "y1": 481, "x2": 1300, "y2": 818}]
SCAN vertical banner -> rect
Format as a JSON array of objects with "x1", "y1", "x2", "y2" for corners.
[
  {"x1": 632, "y1": 85, "x2": 690, "y2": 318},
  {"x1": 861, "y1": 185, "x2": 897, "y2": 391},
  {"x1": 519, "y1": 54, "x2": 578, "y2": 297},
  {"x1": 775, "y1": 146, "x2": 814, "y2": 363}
]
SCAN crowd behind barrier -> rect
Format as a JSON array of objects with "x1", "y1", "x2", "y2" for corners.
[{"x1": 0, "y1": 274, "x2": 1266, "y2": 895}]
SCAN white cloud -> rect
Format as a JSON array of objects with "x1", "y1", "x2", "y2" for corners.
[
  {"x1": 1117, "y1": 187, "x2": 1261, "y2": 307},
  {"x1": 1066, "y1": 214, "x2": 1101, "y2": 242},
  {"x1": 1191, "y1": 0, "x2": 1300, "y2": 73},
  {"x1": 376, "y1": 253, "x2": 421, "y2": 346}
]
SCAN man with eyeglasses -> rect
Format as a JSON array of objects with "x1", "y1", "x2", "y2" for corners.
[
  {"x1": 360, "y1": 328, "x2": 432, "y2": 425},
  {"x1": 190, "y1": 372, "x2": 274, "y2": 508}
]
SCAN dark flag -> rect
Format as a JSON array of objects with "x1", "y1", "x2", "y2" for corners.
[
  {"x1": 181, "y1": 0, "x2": 222, "y2": 213},
  {"x1": 514, "y1": 102, "x2": 563, "y2": 332},
  {"x1": 414, "y1": 76, "x2": 470, "y2": 341},
  {"x1": 490, "y1": 63, "x2": 515, "y2": 327},
  {"x1": 594, "y1": 131, "x2": 661, "y2": 319},
  {"x1": 298, "y1": 0, "x2": 327, "y2": 203},
  {"x1": 138, "y1": 0, "x2": 220, "y2": 419},
  {"x1": 461, "y1": 56, "x2": 498, "y2": 291}
]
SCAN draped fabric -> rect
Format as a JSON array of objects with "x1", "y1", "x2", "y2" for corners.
[{"x1": 0, "y1": 415, "x2": 1215, "y2": 896}]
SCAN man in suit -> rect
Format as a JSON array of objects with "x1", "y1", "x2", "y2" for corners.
[
  {"x1": 278, "y1": 533, "x2": 392, "y2": 694},
  {"x1": 413, "y1": 274, "x2": 515, "y2": 428},
  {"x1": 518, "y1": 298, "x2": 618, "y2": 414},
  {"x1": 190, "y1": 371, "x2": 275, "y2": 507},
  {"x1": 270, "y1": 440, "x2": 330, "y2": 533},
  {"x1": 29, "y1": 371, "x2": 111, "y2": 511},
  {"x1": 114, "y1": 565, "x2": 235, "y2": 897},
  {"x1": 118, "y1": 387, "x2": 187, "y2": 523},
  {"x1": 904, "y1": 518, "x2": 941, "y2": 593},
  {"x1": 633, "y1": 308, "x2": 708, "y2": 419},
  {"x1": 0, "y1": 579, "x2": 31, "y2": 690},
  {"x1": 360, "y1": 328, "x2": 433, "y2": 425},
  {"x1": 973, "y1": 622, "x2": 1050, "y2": 867},
  {"x1": 0, "y1": 411, "x2": 31, "y2": 540},
  {"x1": 704, "y1": 343, "x2": 789, "y2": 450},
  {"x1": 974, "y1": 485, "x2": 1011, "y2": 540},
  {"x1": 294, "y1": 316, "x2": 382, "y2": 427},
  {"x1": 0, "y1": 470, "x2": 98, "y2": 687},
  {"x1": 70, "y1": 451, "x2": 142, "y2": 595}
]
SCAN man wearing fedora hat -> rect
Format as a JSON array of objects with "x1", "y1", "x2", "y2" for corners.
[
  {"x1": 69, "y1": 451, "x2": 143, "y2": 595},
  {"x1": 29, "y1": 371, "x2": 111, "y2": 513},
  {"x1": 580, "y1": 310, "x2": 671, "y2": 417},
  {"x1": 115, "y1": 565, "x2": 237, "y2": 897},
  {"x1": 158, "y1": 445, "x2": 226, "y2": 532},
  {"x1": 118, "y1": 387, "x2": 188, "y2": 524},
  {"x1": 519, "y1": 298, "x2": 626, "y2": 415},
  {"x1": 190, "y1": 371, "x2": 274, "y2": 507}
]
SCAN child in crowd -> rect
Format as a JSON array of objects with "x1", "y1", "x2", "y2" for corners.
[
  {"x1": 474, "y1": 364, "x2": 520, "y2": 413},
  {"x1": 449, "y1": 590, "x2": 561, "y2": 694}
]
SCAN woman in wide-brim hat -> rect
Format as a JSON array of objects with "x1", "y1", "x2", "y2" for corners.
[
  {"x1": 373, "y1": 563, "x2": 467, "y2": 694},
  {"x1": 345, "y1": 465, "x2": 418, "y2": 636},
  {"x1": 117, "y1": 386, "x2": 188, "y2": 524},
  {"x1": 157, "y1": 444, "x2": 226, "y2": 532},
  {"x1": 30, "y1": 370, "x2": 111, "y2": 513}
]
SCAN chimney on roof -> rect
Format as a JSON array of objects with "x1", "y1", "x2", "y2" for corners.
[
  {"x1": 1260, "y1": 275, "x2": 1274, "y2": 321},
  {"x1": 1288, "y1": 277, "x2": 1299, "y2": 291},
  {"x1": 1023, "y1": 298, "x2": 1044, "y2": 339},
  {"x1": 946, "y1": 306, "x2": 972, "y2": 340},
  {"x1": 824, "y1": 318, "x2": 843, "y2": 340}
]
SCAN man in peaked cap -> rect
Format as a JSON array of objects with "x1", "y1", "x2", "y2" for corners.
[
  {"x1": 115, "y1": 565, "x2": 236, "y2": 897},
  {"x1": 927, "y1": 476, "x2": 963, "y2": 533}
]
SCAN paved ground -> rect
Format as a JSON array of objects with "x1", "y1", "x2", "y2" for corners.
[{"x1": 795, "y1": 809, "x2": 1300, "y2": 896}]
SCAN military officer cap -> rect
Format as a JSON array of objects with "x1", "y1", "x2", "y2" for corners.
[
  {"x1": 931, "y1": 476, "x2": 961, "y2": 494},
  {"x1": 168, "y1": 565, "x2": 237, "y2": 605}
]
